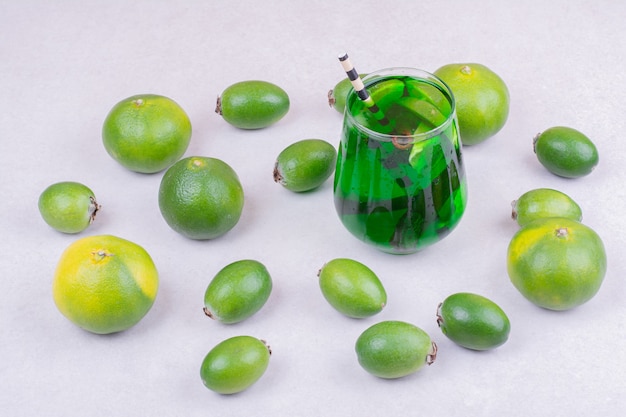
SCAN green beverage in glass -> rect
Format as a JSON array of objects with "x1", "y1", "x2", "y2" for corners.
[{"x1": 334, "y1": 67, "x2": 468, "y2": 254}]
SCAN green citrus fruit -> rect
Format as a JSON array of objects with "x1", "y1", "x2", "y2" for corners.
[
  {"x1": 158, "y1": 156, "x2": 244, "y2": 240},
  {"x1": 273, "y1": 139, "x2": 337, "y2": 192},
  {"x1": 53, "y1": 234, "x2": 159, "y2": 334},
  {"x1": 436, "y1": 292, "x2": 510, "y2": 350},
  {"x1": 355, "y1": 320, "x2": 436, "y2": 379},
  {"x1": 38, "y1": 181, "x2": 100, "y2": 233},
  {"x1": 216, "y1": 80, "x2": 289, "y2": 129},
  {"x1": 203, "y1": 260, "x2": 273, "y2": 324},
  {"x1": 434, "y1": 63, "x2": 509, "y2": 145},
  {"x1": 512, "y1": 188, "x2": 582, "y2": 227},
  {"x1": 317, "y1": 258, "x2": 386, "y2": 318},
  {"x1": 507, "y1": 217, "x2": 607, "y2": 310},
  {"x1": 102, "y1": 94, "x2": 192, "y2": 173},
  {"x1": 533, "y1": 126, "x2": 599, "y2": 178},
  {"x1": 200, "y1": 336, "x2": 271, "y2": 394}
]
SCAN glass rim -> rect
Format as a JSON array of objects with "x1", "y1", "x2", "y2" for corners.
[{"x1": 344, "y1": 67, "x2": 457, "y2": 142}]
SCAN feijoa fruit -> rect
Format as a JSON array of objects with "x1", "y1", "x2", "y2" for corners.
[
  {"x1": 216, "y1": 80, "x2": 289, "y2": 129},
  {"x1": 512, "y1": 188, "x2": 582, "y2": 227},
  {"x1": 203, "y1": 260, "x2": 272, "y2": 324},
  {"x1": 355, "y1": 320, "x2": 436, "y2": 379},
  {"x1": 436, "y1": 292, "x2": 510, "y2": 350},
  {"x1": 273, "y1": 139, "x2": 337, "y2": 192},
  {"x1": 38, "y1": 181, "x2": 100, "y2": 233},
  {"x1": 200, "y1": 336, "x2": 271, "y2": 394},
  {"x1": 318, "y1": 258, "x2": 386, "y2": 318},
  {"x1": 533, "y1": 126, "x2": 599, "y2": 178}
]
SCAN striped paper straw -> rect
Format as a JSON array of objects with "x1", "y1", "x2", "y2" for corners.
[{"x1": 338, "y1": 53, "x2": 390, "y2": 128}]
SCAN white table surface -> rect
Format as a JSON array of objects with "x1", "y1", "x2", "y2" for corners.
[{"x1": 2, "y1": 1, "x2": 625, "y2": 415}]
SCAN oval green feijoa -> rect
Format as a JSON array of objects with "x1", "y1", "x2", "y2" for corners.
[
  {"x1": 328, "y1": 74, "x2": 367, "y2": 113},
  {"x1": 200, "y1": 335, "x2": 271, "y2": 394},
  {"x1": 436, "y1": 292, "x2": 510, "y2": 351},
  {"x1": 216, "y1": 80, "x2": 289, "y2": 129},
  {"x1": 38, "y1": 181, "x2": 100, "y2": 233},
  {"x1": 318, "y1": 258, "x2": 386, "y2": 318},
  {"x1": 203, "y1": 260, "x2": 272, "y2": 324},
  {"x1": 273, "y1": 139, "x2": 337, "y2": 192},
  {"x1": 533, "y1": 126, "x2": 599, "y2": 178},
  {"x1": 355, "y1": 320, "x2": 437, "y2": 379},
  {"x1": 511, "y1": 188, "x2": 582, "y2": 227}
]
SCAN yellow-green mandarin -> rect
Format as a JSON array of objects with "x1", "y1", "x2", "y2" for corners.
[
  {"x1": 53, "y1": 235, "x2": 159, "y2": 334},
  {"x1": 102, "y1": 94, "x2": 192, "y2": 173},
  {"x1": 507, "y1": 217, "x2": 606, "y2": 310},
  {"x1": 434, "y1": 63, "x2": 509, "y2": 145}
]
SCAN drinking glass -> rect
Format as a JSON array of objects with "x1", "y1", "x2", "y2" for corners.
[{"x1": 333, "y1": 67, "x2": 468, "y2": 254}]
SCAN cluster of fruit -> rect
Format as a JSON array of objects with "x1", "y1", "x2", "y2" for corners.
[
  {"x1": 38, "y1": 61, "x2": 607, "y2": 396},
  {"x1": 39, "y1": 81, "x2": 338, "y2": 237},
  {"x1": 318, "y1": 259, "x2": 511, "y2": 379},
  {"x1": 507, "y1": 188, "x2": 606, "y2": 311},
  {"x1": 39, "y1": 78, "x2": 346, "y2": 394},
  {"x1": 426, "y1": 64, "x2": 606, "y2": 311},
  {"x1": 325, "y1": 63, "x2": 607, "y2": 382},
  {"x1": 198, "y1": 256, "x2": 511, "y2": 393}
]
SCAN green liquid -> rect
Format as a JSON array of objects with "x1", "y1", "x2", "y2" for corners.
[{"x1": 334, "y1": 75, "x2": 468, "y2": 254}]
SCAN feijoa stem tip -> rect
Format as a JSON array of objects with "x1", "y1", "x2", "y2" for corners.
[
  {"x1": 88, "y1": 196, "x2": 101, "y2": 224},
  {"x1": 435, "y1": 302, "x2": 444, "y2": 327},
  {"x1": 203, "y1": 307, "x2": 215, "y2": 319},
  {"x1": 327, "y1": 89, "x2": 336, "y2": 108},
  {"x1": 260, "y1": 339, "x2": 272, "y2": 355},
  {"x1": 215, "y1": 95, "x2": 222, "y2": 115},
  {"x1": 427, "y1": 341, "x2": 438, "y2": 365},
  {"x1": 532, "y1": 132, "x2": 541, "y2": 153},
  {"x1": 510, "y1": 200, "x2": 518, "y2": 220}
]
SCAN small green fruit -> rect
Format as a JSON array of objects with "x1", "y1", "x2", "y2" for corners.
[
  {"x1": 507, "y1": 217, "x2": 607, "y2": 311},
  {"x1": 318, "y1": 258, "x2": 386, "y2": 318},
  {"x1": 436, "y1": 292, "x2": 510, "y2": 350},
  {"x1": 216, "y1": 80, "x2": 289, "y2": 129},
  {"x1": 533, "y1": 126, "x2": 599, "y2": 178},
  {"x1": 200, "y1": 336, "x2": 271, "y2": 394},
  {"x1": 203, "y1": 260, "x2": 272, "y2": 324},
  {"x1": 433, "y1": 63, "x2": 510, "y2": 145},
  {"x1": 273, "y1": 139, "x2": 337, "y2": 192},
  {"x1": 38, "y1": 181, "x2": 100, "y2": 233},
  {"x1": 355, "y1": 320, "x2": 436, "y2": 379},
  {"x1": 102, "y1": 94, "x2": 192, "y2": 174},
  {"x1": 328, "y1": 75, "x2": 367, "y2": 113},
  {"x1": 512, "y1": 188, "x2": 582, "y2": 227},
  {"x1": 158, "y1": 156, "x2": 244, "y2": 240}
]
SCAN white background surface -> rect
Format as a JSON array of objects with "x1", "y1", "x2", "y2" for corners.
[{"x1": 1, "y1": 1, "x2": 625, "y2": 416}]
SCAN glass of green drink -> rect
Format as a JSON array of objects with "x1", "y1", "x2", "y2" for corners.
[{"x1": 334, "y1": 67, "x2": 468, "y2": 254}]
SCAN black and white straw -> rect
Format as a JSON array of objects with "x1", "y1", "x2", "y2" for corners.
[{"x1": 338, "y1": 52, "x2": 390, "y2": 127}]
